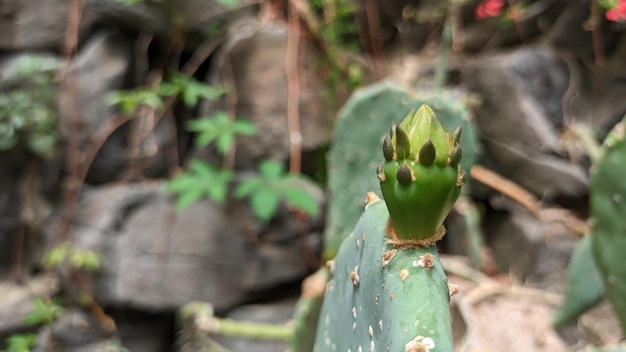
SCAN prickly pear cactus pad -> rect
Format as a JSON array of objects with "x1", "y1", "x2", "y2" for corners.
[
  {"x1": 314, "y1": 105, "x2": 463, "y2": 352},
  {"x1": 313, "y1": 197, "x2": 454, "y2": 352}
]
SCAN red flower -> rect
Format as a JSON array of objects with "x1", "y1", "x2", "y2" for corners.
[
  {"x1": 475, "y1": 0, "x2": 506, "y2": 20},
  {"x1": 606, "y1": 0, "x2": 626, "y2": 21}
]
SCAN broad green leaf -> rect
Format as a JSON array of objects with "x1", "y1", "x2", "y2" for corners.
[
  {"x1": 215, "y1": 0, "x2": 239, "y2": 8},
  {"x1": 174, "y1": 187, "x2": 204, "y2": 212},
  {"x1": 234, "y1": 178, "x2": 264, "y2": 198},
  {"x1": 259, "y1": 160, "x2": 285, "y2": 179},
  {"x1": 553, "y1": 235, "x2": 604, "y2": 327},
  {"x1": 281, "y1": 185, "x2": 319, "y2": 217},
  {"x1": 24, "y1": 298, "x2": 62, "y2": 326},
  {"x1": 6, "y1": 333, "x2": 37, "y2": 352},
  {"x1": 251, "y1": 188, "x2": 280, "y2": 222},
  {"x1": 233, "y1": 120, "x2": 257, "y2": 135},
  {"x1": 216, "y1": 133, "x2": 234, "y2": 155}
]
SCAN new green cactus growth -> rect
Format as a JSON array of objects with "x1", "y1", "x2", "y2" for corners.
[
  {"x1": 314, "y1": 105, "x2": 463, "y2": 352},
  {"x1": 378, "y1": 106, "x2": 464, "y2": 243}
]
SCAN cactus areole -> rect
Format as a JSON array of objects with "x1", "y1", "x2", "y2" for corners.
[{"x1": 377, "y1": 105, "x2": 465, "y2": 245}]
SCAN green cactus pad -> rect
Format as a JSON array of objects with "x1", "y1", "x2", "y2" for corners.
[
  {"x1": 314, "y1": 198, "x2": 453, "y2": 352},
  {"x1": 552, "y1": 235, "x2": 604, "y2": 328},
  {"x1": 325, "y1": 81, "x2": 478, "y2": 259},
  {"x1": 590, "y1": 117, "x2": 626, "y2": 334}
]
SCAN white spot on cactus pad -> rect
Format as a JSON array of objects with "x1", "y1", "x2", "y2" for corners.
[
  {"x1": 381, "y1": 249, "x2": 397, "y2": 268},
  {"x1": 404, "y1": 335, "x2": 435, "y2": 352},
  {"x1": 368, "y1": 325, "x2": 373, "y2": 337},
  {"x1": 350, "y1": 267, "x2": 360, "y2": 286},
  {"x1": 378, "y1": 319, "x2": 383, "y2": 331},
  {"x1": 412, "y1": 253, "x2": 435, "y2": 269},
  {"x1": 369, "y1": 340, "x2": 375, "y2": 351},
  {"x1": 352, "y1": 306, "x2": 357, "y2": 319}
]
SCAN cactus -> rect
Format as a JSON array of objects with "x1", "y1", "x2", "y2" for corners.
[
  {"x1": 552, "y1": 235, "x2": 604, "y2": 328},
  {"x1": 314, "y1": 105, "x2": 464, "y2": 351},
  {"x1": 325, "y1": 81, "x2": 477, "y2": 259},
  {"x1": 590, "y1": 116, "x2": 626, "y2": 334}
]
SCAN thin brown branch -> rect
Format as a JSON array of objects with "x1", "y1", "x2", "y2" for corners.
[
  {"x1": 288, "y1": 0, "x2": 352, "y2": 76},
  {"x1": 470, "y1": 165, "x2": 588, "y2": 236},
  {"x1": 287, "y1": 3, "x2": 303, "y2": 173},
  {"x1": 57, "y1": 0, "x2": 86, "y2": 242},
  {"x1": 222, "y1": 52, "x2": 239, "y2": 171},
  {"x1": 364, "y1": 0, "x2": 383, "y2": 79}
]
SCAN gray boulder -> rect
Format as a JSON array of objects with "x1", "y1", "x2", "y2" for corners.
[
  {"x1": 70, "y1": 181, "x2": 323, "y2": 312},
  {"x1": 464, "y1": 46, "x2": 588, "y2": 200}
]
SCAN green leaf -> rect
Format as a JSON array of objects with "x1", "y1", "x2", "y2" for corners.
[
  {"x1": 215, "y1": 0, "x2": 239, "y2": 8},
  {"x1": 553, "y1": 235, "x2": 605, "y2": 327},
  {"x1": 232, "y1": 120, "x2": 257, "y2": 135},
  {"x1": 174, "y1": 187, "x2": 204, "y2": 212},
  {"x1": 234, "y1": 178, "x2": 264, "y2": 198},
  {"x1": 6, "y1": 333, "x2": 37, "y2": 352},
  {"x1": 251, "y1": 188, "x2": 281, "y2": 222},
  {"x1": 42, "y1": 243, "x2": 70, "y2": 269},
  {"x1": 24, "y1": 298, "x2": 63, "y2": 326},
  {"x1": 69, "y1": 249, "x2": 102, "y2": 272},
  {"x1": 167, "y1": 160, "x2": 233, "y2": 211},
  {"x1": 281, "y1": 185, "x2": 319, "y2": 217},
  {"x1": 259, "y1": 160, "x2": 285, "y2": 179},
  {"x1": 217, "y1": 133, "x2": 234, "y2": 155}
]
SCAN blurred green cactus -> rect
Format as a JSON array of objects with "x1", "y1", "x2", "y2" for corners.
[{"x1": 590, "y1": 116, "x2": 626, "y2": 334}]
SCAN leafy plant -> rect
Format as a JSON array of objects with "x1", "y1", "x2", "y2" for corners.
[
  {"x1": 24, "y1": 298, "x2": 64, "y2": 326},
  {"x1": 167, "y1": 160, "x2": 234, "y2": 211},
  {"x1": 186, "y1": 111, "x2": 257, "y2": 154},
  {"x1": 235, "y1": 161, "x2": 319, "y2": 222},
  {"x1": 0, "y1": 56, "x2": 59, "y2": 157},
  {"x1": 158, "y1": 71, "x2": 227, "y2": 108},
  {"x1": 5, "y1": 334, "x2": 37, "y2": 352},
  {"x1": 42, "y1": 242, "x2": 102, "y2": 273},
  {"x1": 106, "y1": 88, "x2": 163, "y2": 115}
]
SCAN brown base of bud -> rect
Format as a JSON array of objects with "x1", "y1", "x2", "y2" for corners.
[{"x1": 385, "y1": 219, "x2": 446, "y2": 248}]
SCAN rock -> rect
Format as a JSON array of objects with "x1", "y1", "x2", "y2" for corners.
[
  {"x1": 0, "y1": 0, "x2": 96, "y2": 50},
  {"x1": 487, "y1": 206, "x2": 578, "y2": 291},
  {"x1": 58, "y1": 31, "x2": 175, "y2": 184},
  {"x1": 548, "y1": 0, "x2": 619, "y2": 61},
  {"x1": 464, "y1": 46, "x2": 588, "y2": 200},
  {"x1": 69, "y1": 181, "x2": 323, "y2": 312},
  {"x1": 58, "y1": 31, "x2": 133, "y2": 184},
  {"x1": 0, "y1": 151, "x2": 26, "y2": 273},
  {"x1": 212, "y1": 300, "x2": 296, "y2": 352},
  {"x1": 0, "y1": 274, "x2": 59, "y2": 335},
  {"x1": 198, "y1": 18, "x2": 332, "y2": 169}
]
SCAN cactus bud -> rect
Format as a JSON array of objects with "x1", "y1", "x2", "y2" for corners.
[
  {"x1": 418, "y1": 140, "x2": 436, "y2": 165},
  {"x1": 382, "y1": 135, "x2": 394, "y2": 161},
  {"x1": 394, "y1": 123, "x2": 412, "y2": 160},
  {"x1": 449, "y1": 145, "x2": 462, "y2": 167},
  {"x1": 451, "y1": 125, "x2": 462, "y2": 145},
  {"x1": 378, "y1": 104, "x2": 464, "y2": 242},
  {"x1": 396, "y1": 163, "x2": 414, "y2": 185}
]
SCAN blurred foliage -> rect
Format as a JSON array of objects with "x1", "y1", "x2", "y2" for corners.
[
  {"x1": 42, "y1": 242, "x2": 102, "y2": 273},
  {"x1": 0, "y1": 56, "x2": 59, "y2": 157}
]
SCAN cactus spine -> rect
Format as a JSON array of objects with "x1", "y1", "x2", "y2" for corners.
[{"x1": 314, "y1": 106, "x2": 463, "y2": 352}]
